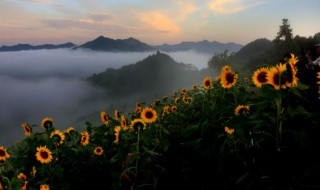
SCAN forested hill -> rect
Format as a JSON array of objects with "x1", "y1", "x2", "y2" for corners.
[{"x1": 87, "y1": 51, "x2": 211, "y2": 99}]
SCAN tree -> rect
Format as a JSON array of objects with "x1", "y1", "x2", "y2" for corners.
[
  {"x1": 208, "y1": 50, "x2": 230, "y2": 71},
  {"x1": 275, "y1": 18, "x2": 293, "y2": 42}
]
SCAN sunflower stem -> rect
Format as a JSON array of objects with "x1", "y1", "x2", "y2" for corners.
[
  {"x1": 135, "y1": 126, "x2": 141, "y2": 176},
  {"x1": 2, "y1": 176, "x2": 12, "y2": 190},
  {"x1": 275, "y1": 97, "x2": 282, "y2": 152}
]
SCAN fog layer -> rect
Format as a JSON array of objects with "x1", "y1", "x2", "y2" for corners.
[{"x1": 0, "y1": 49, "x2": 211, "y2": 146}]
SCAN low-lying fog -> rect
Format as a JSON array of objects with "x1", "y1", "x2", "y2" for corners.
[{"x1": 0, "y1": 49, "x2": 212, "y2": 146}]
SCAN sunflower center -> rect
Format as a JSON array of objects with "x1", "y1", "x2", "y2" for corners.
[
  {"x1": 257, "y1": 72, "x2": 268, "y2": 83},
  {"x1": 40, "y1": 151, "x2": 49, "y2": 159},
  {"x1": 97, "y1": 148, "x2": 101, "y2": 153},
  {"x1": 205, "y1": 80, "x2": 210, "y2": 86},
  {"x1": 44, "y1": 121, "x2": 52, "y2": 129},
  {"x1": 145, "y1": 111, "x2": 154, "y2": 119},
  {"x1": 54, "y1": 135, "x2": 61, "y2": 142},
  {"x1": 226, "y1": 73, "x2": 234, "y2": 84},
  {"x1": 133, "y1": 122, "x2": 143, "y2": 130},
  {"x1": 273, "y1": 74, "x2": 280, "y2": 85},
  {"x1": 82, "y1": 136, "x2": 87, "y2": 142},
  {"x1": 25, "y1": 126, "x2": 30, "y2": 132},
  {"x1": 0, "y1": 150, "x2": 5, "y2": 157}
]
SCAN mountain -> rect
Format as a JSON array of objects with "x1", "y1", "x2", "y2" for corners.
[
  {"x1": 74, "y1": 36, "x2": 154, "y2": 52},
  {"x1": 0, "y1": 42, "x2": 76, "y2": 52},
  {"x1": 153, "y1": 40, "x2": 243, "y2": 54},
  {"x1": 88, "y1": 51, "x2": 209, "y2": 99}
]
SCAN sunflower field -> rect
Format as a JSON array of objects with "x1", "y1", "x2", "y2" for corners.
[{"x1": 1, "y1": 54, "x2": 320, "y2": 190}]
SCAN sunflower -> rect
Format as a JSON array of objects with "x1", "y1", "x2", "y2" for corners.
[
  {"x1": 252, "y1": 67, "x2": 269, "y2": 88},
  {"x1": 317, "y1": 72, "x2": 320, "y2": 85},
  {"x1": 64, "y1": 127, "x2": 74, "y2": 135},
  {"x1": 181, "y1": 87, "x2": 188, "y2": 95},
  {"x1": 40, "y1": 184, "x2": 50, "y2": 190},
  {"x1": 234, "y1": 105, "x2": 250, "y2": 116},
  {"x1": 17, "y1": 173, "x2": 27, "y2": 181},
  {"x1": 114, "y1": 126, "x2": 121, "y2": 144},
  {"x1": 30, "y1": 166, "x2": 37, "y2": 177},
  {"x1": 163, "y1": 105, "x2": 171, "y2": 115},
  {"x1": 174, "y1": 97, "x2": 180, "y2": 104},
  {"x1": 162, "y1": 96, "x2": 168, "y2": 102},
  {"x1": 225, "y1": 126, "x2": 235, "y2": 135},
  {"x1": 244, "y1": 77, "x2": 250, "y2": 83},
  {"x1": 152, "y1": 99, "x2": 160, "y2": 107},
  {"x1": 192, "y1": 85, "x2": 199, "y2": 91},
  {"x1": 21, "y1": 123, "x2": 32, "y2": 136},
  {"x1": 130, "y1": 119, "x2": 147, "y2": 131},
  {"x1": 172, "y1": 91, "x2": 177, "y2": 98},
  {"x1": 41, "y1": 117, "x2": 53, "y2": 130},
  {"x1": 50, "y1": 130, "x2": 65, "y2": 145},
  {"x1": 182, "y1": 96, "x2": 189, "y2": 104},
  {"x1": 220, "y1": 65, "x2": 238, "y2": 89},
  {"x1": 135, "y1": 107, "x2": 142, "y2": 114},
  {"x1": 203, "y1": 77, "x2": 213, "y2": 89},
  {"x1": 100, "y1": 112, "x2": 109, "y2": 125},
  {"x1": 80, "y1": 131, "x2": 89, "y2": 146},
  {"x1": 136, "y1": 102, "x2": 142, "y2": 108},
  {"x1": 288, "y1": 53, "x2": 299, "y2": 66},
  {"x1": 114, "y1": 110, "x2": 120, "y2": 121},
  {"x1": 171, "y1": 106, "x2": 177, "y2": 112},
  {"x1": 17, "y1": 173, "x2": 28, "y2": 190},
  {"x1": 35, "y1": 146, "x2": 52, "y2": 164},
  {"x1": 0, "y1": 146, "x2": 10, "y2": 161},
  {"x1": 285, "y1": 61, "x2": 299, "y2": 87},
  {"x1": 94, "y1": 146, "x2": 103, "y2": 156},
  {"x1": 267, "y1": 64, "x2": 287, "y2": 90},
  {"x1": 121, "y1": 115, "x2": 129, "y2": 131},
  {"x1": 141, "y1": 107, "x2": 158, "y2": 124}
]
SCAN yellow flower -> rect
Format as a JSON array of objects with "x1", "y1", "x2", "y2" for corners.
[
  {"x1": 0, "y1": 146, "x2": 10, "y2": 162},
  {"x1": 130, "y1": 119, "x2": 147, "y2": 131},
  {"x1": 114, "y1": 110, "x2": 120, "y2": 121},
  {"x1": 35, "y1": 146, "x2": 52, "y2": 164},
  {"x1": 121, "y1": 115, "x2": 129, "y2": 131},
  {"x1": 174, "y1": 97, "x2": 180, "y2": 104},
  {"x1": 100, "y1": 112, "x2": 109, "y2": 125},
  {"x1": 64, "y1": 127, "x2": 75, "y2": 135},
  {"x1": 181, "y1": 87, "x2": 188, "y2": 95},
  {"x1": 114, "y1": 126, "x2": 121, "y2": 144},
  {"x1": 135, "y1": 107, "x2": 142, "y2": 114},
  {"x1": 252, "y1": 67, "x2": 269, "y2": 88},
  {"x1": 141, "y1": 107, "x2": 158, "y2": 124},
  {"x1": 41, "y1": 117, "x2": 53, "y2": 130},
  {"x1": 40, "y1": 184, "x2": 50, "y2": 190},
  {"x1": 244, "y1": 77, "x2": 250, "y2": 83},
  {"x1": 80, "y1": 131, "x2": 89, "y2": 146},
  {"x1": 30, "y1": 166, "x2": 37, "y2": 177},
  {"x1": 203, "y1": 77, "x2": 213, "y2": 89},
  {"x1": 136, "y1": 102, "x2": 142, "y2": 108},
  {"x1": 225, "y1": 126, "x2": 235, "y2": 135},
  {"x1": 267, "y1": 64, "x2": 287, "y2": 90},
  {"x1": 21, "y1": 123, "x2": 32, "y2": 136},
  {"x1": 171, "y1": 106, "x2": 177, "y2": 112},
  {"x1": 17, "y1": 173, "x2": 27, "y2": 181},
  {"x1": 234, "y1": 105, "x2": 250, "y2": 116},
  {"x1": 220, "y1": 65, "x2": 238, "y2": 89},
  {"x1": 94, "y1": 146, "x2": 103, "y2": 156},
  {"x1": 50, "y1": 130, "x2": 65, "y2": 145},
  {"x1": 192, "y1": 85, "x2": 199, "y2": 91}
]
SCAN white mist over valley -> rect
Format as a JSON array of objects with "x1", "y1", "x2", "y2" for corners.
[{"x1": 0, "y1": 49, "x2": 212, "y2": 146}]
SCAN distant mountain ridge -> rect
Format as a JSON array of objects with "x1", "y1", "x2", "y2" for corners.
[
  {"x1": 74, "y1": 36, "x2": 154, "y2": 52},
  {"x1": 153, "y1": 40, "x2": 243, "y2": 54},
  {"x1": 0, "y1": 42, "x2": 76, "y2": 52},
  {"x1": 0, "y1": 36, "x2": 244, "y2": 54}
]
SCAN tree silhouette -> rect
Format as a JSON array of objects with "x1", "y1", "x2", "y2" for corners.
[{"x1": 275, "y1": 18, "x2": 293, "y2": 42}]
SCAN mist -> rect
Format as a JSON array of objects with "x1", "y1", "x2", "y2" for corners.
[{"x1": 0, "y1": 49, "x2": 212, "y2": 146}]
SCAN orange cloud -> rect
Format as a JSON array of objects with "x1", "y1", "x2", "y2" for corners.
[
  {"x1": 139, "y1": 11, "x2": 181, "y2": 35},
  {"x1": 208, "y1": 0, "x2": 263, "y2": 14}
]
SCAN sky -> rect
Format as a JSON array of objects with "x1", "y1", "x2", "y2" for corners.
[{"x1": 0, "y1": 0, "x2": 320, "y2": 46}]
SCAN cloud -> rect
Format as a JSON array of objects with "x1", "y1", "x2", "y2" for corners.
[
  {"x1": 172, "y1": 0, "x2": 197, "y2": 20},
  {"x1": 208, "y1": 0, "x2": 264, "y2": 14},
  {"x1": 90, "y1": 13, "x2": 114, "y2": 22},
  {"x1": 139, "y1": 11, "x2": 181, "y2": 35}
]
